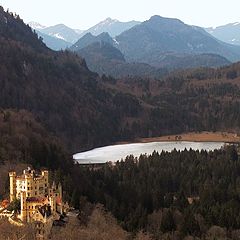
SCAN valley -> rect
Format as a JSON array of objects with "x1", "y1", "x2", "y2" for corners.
[{"x1": 0, "y1": 4, "x2": 240, "y2": 240}]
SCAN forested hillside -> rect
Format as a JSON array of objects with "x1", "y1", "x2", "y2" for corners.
[{"x1": 72, "y1": 146, "x2": 240, "y2": 239}]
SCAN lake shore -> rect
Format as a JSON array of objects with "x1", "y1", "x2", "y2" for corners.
[{"x1": 117, "y1": 131, "x2": 240, "y2": 145}]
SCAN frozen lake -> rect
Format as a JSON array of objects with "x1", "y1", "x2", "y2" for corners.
[{"x1": 73, "y1": 141, "x2": 225, "y2": 164}]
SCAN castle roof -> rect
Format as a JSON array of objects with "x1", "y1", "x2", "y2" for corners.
[
  {"x1": 56, "y1": 196, "x2": 62, "y2": 205},
  {"x1": 26, "y1": 197, "x2": 47, "y2": 203}
]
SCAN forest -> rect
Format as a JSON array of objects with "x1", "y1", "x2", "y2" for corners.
[{"x1": 68, "y1": 146, "x2": 240, "y2": 239}]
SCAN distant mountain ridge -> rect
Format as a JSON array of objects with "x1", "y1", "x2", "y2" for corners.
[
  {"x1": 76, "y1": 41, "x2": 230, "y2": 77},
  {"x1": 206, "y1": 22, "x2": 240, "y2": 45},
  {"x1": 70, "y1": 16, "x2": 232, "y2": 76},
  {"x1": 28, "y1": 21, "x2": 46, "y2": 30},
  {"x1": 28, "y1": 18, "x2": 140, "y2": 50},
  {"x1": 78, "y1": 18, "x2": 140, "y2": 38},
  {"x1": 76, "y1": 41, "x2": 166, "y2": 78},
  {"x1": 115, "y1": 15, "x2": 240, "y2": 65},
  {"x1": 70, "y1": 32, "x2": 115, "y2": 51},
  {"x1": 40, "y1": 24, "x2": 80, "y2": 43},
  {"x1": 36, "y1": 30, "x2": 72, "y2": 50}
]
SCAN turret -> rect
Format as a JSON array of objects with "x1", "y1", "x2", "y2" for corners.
[
  {"x1": 9, "y1": 171, "x2": 16, "y2": 202},
  {"x1": 49, "y1": 195, "x2": 56, "y2": 214},
  {"x1": 58, "y1": 182, "x2": 62, "y2": 200},
  {"x1": 25, "y1": 173, "x2": 33, "y2": 198},
  {"x1": 52, "y1": 181, "x2": 56, "y2": 190},
  {"x1": 20, "y1": 191, "x2": 27, "y2": 222},
  {"x1": 41, "y1": 170, "x2": 49, "y2": 181},
  {"x1": 41, "y1": 170, "x2": 49, "y2": 194}
]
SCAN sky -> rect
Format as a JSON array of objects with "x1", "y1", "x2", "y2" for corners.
[{"x1": 1, "y1": 0, "x2": 240, "y2": 29}]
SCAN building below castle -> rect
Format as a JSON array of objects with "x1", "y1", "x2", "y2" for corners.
[{"x1": 6, "y1": 167, "x2": 67, "y2": 239}]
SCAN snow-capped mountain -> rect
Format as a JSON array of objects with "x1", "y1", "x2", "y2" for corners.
[
  {"x1": 28, "y1": 21, "x2": 46, "y2": 30},
  {"x1": 79, "y1": 18, "x2": 141, "y2": 38},
  {"x1": 206, "y1": 22, "x2": 240, "y2": 45},
  {"x1": 40, "y1": 24, "x2": 81, "y2": 43},
  {"x1": 36, "y1": 30, "x2": 72, "y2": 50},
  {"x1": 28, "y1": 22, "x2": 73, "y2": 50},
  {"x1": 28, "y1": 18, "x2": 140, "y2": 50}
]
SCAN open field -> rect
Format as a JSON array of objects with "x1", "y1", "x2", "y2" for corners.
[{"x1": 135, "y1": 131, "x2": 240, "y2": 144}]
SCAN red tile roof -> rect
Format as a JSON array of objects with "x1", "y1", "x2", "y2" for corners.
[{"x1": 26, "y1": 197, "x2": 47, "y2": 203}]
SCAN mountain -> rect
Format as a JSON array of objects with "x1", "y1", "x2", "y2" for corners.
[
  {"x1": 40, "y1": 24, "x2": 81, "y2": 43},
  {"x1": 28, "y1": 21, "x2": 46, "y2": 30},
  {"x1": 71, "y1": 30, "x2": 230, "y2": 77},
  {"x1": 0, "y1": 9, "x2": 46, "y2": 52},
  {"x1": 115, "y1": 15, "x2": 240, "y2": 65},
  {"x1": 1, "y1": 6, "x2": 240, "y2": 154},
  {"x1": 156, "y1": 53, "x2": 230, "y2": 69},
  {"x1": 35, "y1": 30, "x2": 72, "y2": 50},
  {"x1": 74, "y1": 28, "x2": 84, "y2": 35},
  {"x1": 28, "y1": 18, "x2": 139, "y2": 51},
  {"x1": 76, "y1": 41, "x2": 228, "y2": 77},
  {"x1": 79, "y1": 18, "x2": 140, "y2": 38},
  {"x1": 206, "y1": 22, "x2": 240, "y2": 45},
  {"x1": 28, "y1": 21, "x2": 83, "y2": 49},
  {"x1": 0, "y1": 7, "x2": 150, "y2": 152},
  {"x1": 70, "y1": 32, "x2": 115, "y2": 51},
  {"x1": 77, "y1": 41, "x2": 165, "y2": 78}
]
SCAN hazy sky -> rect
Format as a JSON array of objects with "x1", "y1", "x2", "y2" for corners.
[{"x1": 1, "y1": 0, "x2": 240, "y2": 29}]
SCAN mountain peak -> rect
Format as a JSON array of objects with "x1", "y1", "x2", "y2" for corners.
[
  {"x1": 70, "y1": 32, "x2": 115, "y2": 51},
  {"x1": 149, "y1": 15, "x2": 164, "y2": 20},
  {"x1": 102, "y1": 17, "x2": 119, "y2": 24},
  {"x1": 28, "y1": 21, "x2": 46, "y2": 30},
  {"x1": 148, "y1": 15, "x2": 184, "y2": 24}
]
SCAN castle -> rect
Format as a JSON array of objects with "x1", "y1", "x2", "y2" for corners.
[{"x1": 8, "y1": 167, "x2": 65, "y2": 239}]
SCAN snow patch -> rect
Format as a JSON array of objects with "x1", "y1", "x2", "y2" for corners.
[
  {"x1": 113, "y1": 38, "x2": 119, "y2": 45},
  {"x1": 53, "y1": 33, "x2": 66, "y2": 41},
  {"x1": 233, "y1": 22, "x2": 240, "y2": 26},
  {"x1": 28, "y1": 21, "x2": 46, "y2": 30}
]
